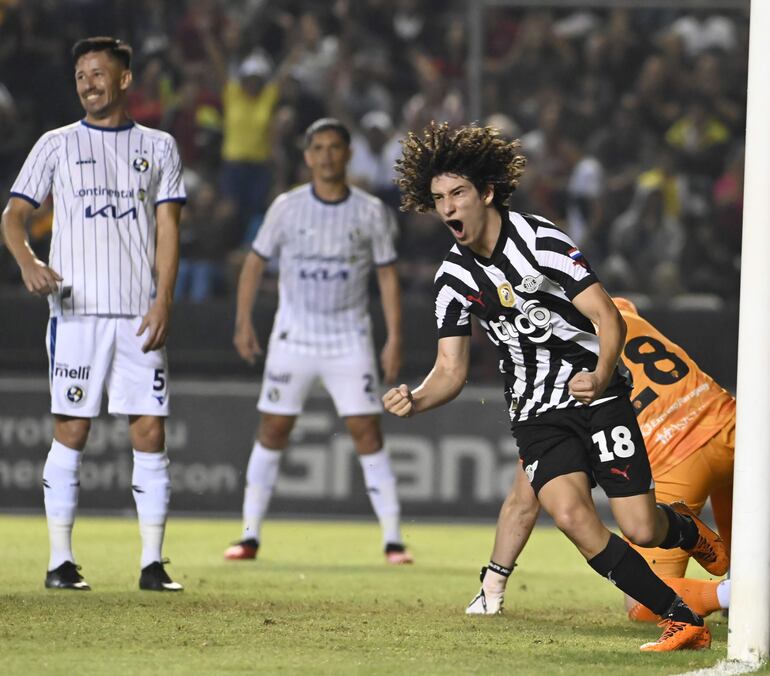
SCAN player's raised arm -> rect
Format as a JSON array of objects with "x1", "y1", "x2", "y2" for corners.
[
  {"x1": 375, "y1": 262, "x2": 402, "y2": 384},
  {"x1": 383, "y1": 334, "x2": 470, "y2": 417},
  {"x1": 569, "y1": 283, "x2": 626, "y2": 404},
  {"x1": 233, "y1": 251, "x2": 265, "y2": 365},
  {"x1": 1, "y1": 197, "x2": 62, "y2": 297}
]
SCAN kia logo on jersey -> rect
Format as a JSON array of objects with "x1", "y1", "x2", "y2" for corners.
[
  {"x1": 84, "y1": 204, "x2": 137, "y2": 220},
  {"x1": 299, "y1": 268, "x2": 350, "y2": 281}
]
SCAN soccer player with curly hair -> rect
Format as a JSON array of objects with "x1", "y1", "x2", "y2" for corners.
[{"x1": 386, "y1": 122, "x2": 726, "y2": 651}]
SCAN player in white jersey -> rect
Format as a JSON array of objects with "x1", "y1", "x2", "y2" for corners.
[
  {"x1": 1, "y1": 37, "x2": 185, "y2": 592},
  {"x1": 224, "y1": 118, "x2": 413, "y2": 564}
]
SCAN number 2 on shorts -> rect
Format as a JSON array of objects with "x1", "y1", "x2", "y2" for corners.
[{"x1": 592, "y1": 426, "x2": 635, "y2": 462}]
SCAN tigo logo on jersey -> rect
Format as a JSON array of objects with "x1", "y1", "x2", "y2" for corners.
[
  {"x1": 133, "y1": 157, "x2": 150, "y2": 173},
  {"x1": 497, "y1": 282, "x2": 516, "y2": 308},
  {"x1": 65, "y1": 385, "x2": 85, "y2": 404},
  {"x1": 567, "y1": 247, "x2": 591, "y2": 271},
  {"x1": 489, "y1": 299, "x2": 553, "y2": 345}
]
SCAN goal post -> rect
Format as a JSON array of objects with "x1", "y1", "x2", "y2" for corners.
[{"x1": 728, "y1": 0, "x2": 770, "y2": 664}]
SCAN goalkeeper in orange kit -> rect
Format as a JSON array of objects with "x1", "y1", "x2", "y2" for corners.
[{"x1": 466, "y1": 297, "x2": 733, "y2": 621}]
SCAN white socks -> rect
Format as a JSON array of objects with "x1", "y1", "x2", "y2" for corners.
[
  {"x1": 132, "y1": 449, "x2": 171, "y2": 568},
  {"x1": 717, "y1": 579, "x2": 731, "y2": 609},
  {"x1": 43, "y1": 440, "x2": 82, "y2": 570},
  {"x1": 241, "y1": 442, "x2": 282, "y2": 542},
  {"x1": 358, "y1": 449, "x2": 402, "y2": 546}
]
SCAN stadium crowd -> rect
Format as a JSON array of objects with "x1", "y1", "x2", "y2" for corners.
[{"x1": 0, "y1": 0, "x2": 746, "y2": 304}]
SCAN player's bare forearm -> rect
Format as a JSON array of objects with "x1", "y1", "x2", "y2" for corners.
[
  {"x1": 1, "y1": 197, "x2": 62, "y2": 296},
  {"x1": 376, "y1": 264, "x2": 403, "y2": 383},
  {"x1": 233, "y1": 252, "x2": 265, "y2": 364},
  {"x1": 491, "y1": 466, "x2": 540, "y2": 568},
  {"x1": 570, "y1": 283, "x2": 626, "y2": 402},
  {"x1": 384, "y1": 335, "x2": 470, "y2": 417},
  {"x1": 235, "y1": 252, "x2": 265, "y2": 328},
  {"x1": 139, "y1": 202, "x2": 181, "y2": 351},
  {"x1": 154, "y1": 201, "x2": 182, "y2": 307}
]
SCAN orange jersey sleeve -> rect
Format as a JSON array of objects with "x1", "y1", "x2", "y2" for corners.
[{"x1": 618, "y1": 308, "x2": 735, "y2": 476}]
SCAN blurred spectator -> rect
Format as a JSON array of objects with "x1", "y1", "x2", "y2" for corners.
[
  {"x1": 602, "y1": 149, "x2": 686, "y2": 297},
  {"x1": 634, "y1": 53, "x2": 682, "y2": 136},
  {"x1": 348, "y1": 111, "x2": 402, "y2": 207},
  {"x1": 711, "y1": 143, "x2": 744, "y2": 264},
  {"x1": 402, "y1": 54, "x2": 464, "y2": 132},
  {"x1": 519, "y1": 97, "x2": 581, "y2": 224},
  {"x1": 287, "y1": 11, "x2": 339, "y2": 99},
  {"x1": 162, "y1": 67, "x2": 222, "y2": 172},
  {"x1": 665, "y1": 95, "x2": 730, "y2": 179},
  {"x1": 175, "y1": 180, "x2": 237, "y2": 303},
  {"x1": 219, "y1": 51, "x2": 282, "y2": 243},
  {"x1": 664, "y1": 10, "x2": 737, "y2": 59},
  {"x1": 126, "y1": 56, "x2": 174, "y2": 128}
]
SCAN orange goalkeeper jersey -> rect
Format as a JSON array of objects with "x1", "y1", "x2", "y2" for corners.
[{"x1": 614, "y1": 299, "x2": 735, "y2": 476}]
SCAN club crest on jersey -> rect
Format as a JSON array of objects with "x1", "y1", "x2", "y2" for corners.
[
  {"x1": 65, "y1": 385, "x2": 85, "y2": 404},
  {"x1": 516, "y1": 275, "x2": 543, "y2": 294},
  {"x1": 567, "y1": 247, "x2": 591, "y2": 271},
  {"x1": 497, "y1": 282, "x2": 516, "y2": 308},
  {"x1": 267, "y1": 388, "x2": 280, "y2": 403},
  {"x1": 133, "y1": 157, "x2": 150, "y2": 173}
]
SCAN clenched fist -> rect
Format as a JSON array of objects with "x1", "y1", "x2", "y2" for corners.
[{"x1": 383, "y1": 384, "x2": 414, "y2": 417}]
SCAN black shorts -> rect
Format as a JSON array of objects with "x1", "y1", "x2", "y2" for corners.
[{"x1": 512, "y1": 396, "x2": 653, "y2": 498}]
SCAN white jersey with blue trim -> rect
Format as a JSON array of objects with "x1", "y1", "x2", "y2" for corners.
[
  {"x1": 252, "y1": 183, "x2": 398, "y2": 357},
  {"x1": 10, "y1": 120, "x2": 186, "y2": 317}
]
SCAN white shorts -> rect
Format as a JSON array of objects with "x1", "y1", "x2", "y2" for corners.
[
  {"x1": 257, "y1": 343, "x2": 383, "y2": 417},
  {"x1": 46, "y1": 315, "x2": 170, "y2": 418}
]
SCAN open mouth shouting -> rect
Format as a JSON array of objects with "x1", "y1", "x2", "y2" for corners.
[{"x1": 446, "y1": 219, "x2": 465, "y2": 238}]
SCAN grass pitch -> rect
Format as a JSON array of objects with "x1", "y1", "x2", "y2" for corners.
[{"x1": 0, "y1": 514, "x2": 746, "y2": 675}]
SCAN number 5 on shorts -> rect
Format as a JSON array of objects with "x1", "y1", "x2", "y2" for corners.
[
  {"x1": 153, "y1": 368, "x2": 166, "y2": 391},
  {"x1": 592, "y1": 426, "x2": 635, "y2": 462}
]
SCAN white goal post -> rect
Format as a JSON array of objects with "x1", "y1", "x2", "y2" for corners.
[{"x1": 729, "y1": 0, "x2": 770, "y2": 664}]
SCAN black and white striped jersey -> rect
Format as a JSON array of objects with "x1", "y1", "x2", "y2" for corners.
[
  {"x1": 434, "y1": 209, "x2": 630, "y2": 423},
  {"x1": 10, "y1": 120, "x2": 186, "y2": 317},
  {"x1": 253, "y1": 183, "x2": 398, "y2": 357}
]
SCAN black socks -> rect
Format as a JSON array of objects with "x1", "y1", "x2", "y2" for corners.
[
  {"x1": 656, "y1": 503, "x2": 699, "y2": 550},
  {"x1": 588, "y1": 533, "x2": 678, "y2": 617}
]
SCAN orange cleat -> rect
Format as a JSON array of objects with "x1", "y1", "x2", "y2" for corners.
[
  {"x1": 385, "y1": 543, "x2": 414, "y2": 565},
  {"x1": 640, "y1": 619, "x2": 712, "y2": 652},
  {"x1": 224, "y1": 539, "x2": 258, "y2": 560},
  {"x1": 670, "y1": 502, "x2": 729, "y2": 576}
]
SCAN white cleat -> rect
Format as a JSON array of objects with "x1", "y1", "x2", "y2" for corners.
[{"x1": 465, "y1": 588, "x2": 504, "y2": 615}]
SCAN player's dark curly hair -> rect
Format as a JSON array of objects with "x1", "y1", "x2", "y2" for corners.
[{"x1": 396, "y1": 121, "x2": 526, "y2": 213}]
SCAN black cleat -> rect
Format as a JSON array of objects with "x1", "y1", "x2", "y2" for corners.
[
  {"x1": 139, "y1": 560, "x2": 183, "y2": 592},
  {"x1": 45, "y1": 561, "x2": 91, "y2": 590}
]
